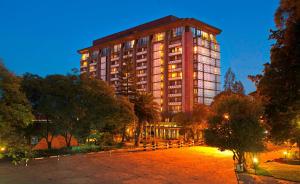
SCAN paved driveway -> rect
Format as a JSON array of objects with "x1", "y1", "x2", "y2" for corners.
[{"x1": 0, "y1": 147, "x2": 237, "y2": 184}]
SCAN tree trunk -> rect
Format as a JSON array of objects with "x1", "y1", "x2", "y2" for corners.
[
  {"x1": 134, "y1": 122, "x2": 142, "y2": 146},
  {"x1": 236, "y1": 151, "x2": 246, "y2": 171},
  {"x1": 298, "y1": 140, "x2": 300, "y2": 159},
  {"x1": 67, "y1": 134, "x2": 72, "y2": 147},
  {"x1": 46, "y1": 134, "x2": 53, "y2": 150},
  {"x1": 47, "y1": 140, "x2": 52, "y2": 150},
  {"x1": 64, "y1": 133, "x2": 72, "y2": 148},
  {"x1": 121, "y1": 125, "x2": 126, "y2": 143}
]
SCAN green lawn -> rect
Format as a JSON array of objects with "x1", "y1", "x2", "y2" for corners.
[{"x1": 249, "y1": 161, "x2": 300, "y2": 182}]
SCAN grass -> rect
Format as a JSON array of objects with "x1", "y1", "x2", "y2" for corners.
[
  {"x1": 248, "y1": 161, "x2": 300, "y2": 182},
  {"x1": 33, "y1": 144, "x2": 103, "y2": 158}
]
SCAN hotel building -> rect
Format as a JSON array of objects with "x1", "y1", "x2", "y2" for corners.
[{"x1": 78, "y1": 15, "x2": 221, "y2": 113}]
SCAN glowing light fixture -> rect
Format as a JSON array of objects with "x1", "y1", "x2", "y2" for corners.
[
  {"x1": 253, "y1": 157, "x2": 258, "y2": 164},
  {"x1": 223, "y1": 113, "x2": 230, "y2": 120}
]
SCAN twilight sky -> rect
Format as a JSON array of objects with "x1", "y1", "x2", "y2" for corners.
[{"x1": 0, "y1": 0, "x2": 279, "y2": 93}]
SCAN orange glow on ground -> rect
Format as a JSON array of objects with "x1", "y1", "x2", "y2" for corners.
[{"x1": 191, "y1": 146, "x2": 233, "y2": 157}]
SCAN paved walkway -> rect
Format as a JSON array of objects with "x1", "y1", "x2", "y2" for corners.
[
  {"x1": 0, "y1": 147, "x2": 237, "y2": 184},
  {"x1": 238, "y1": 173, "x2": 300, "y2": 184}
]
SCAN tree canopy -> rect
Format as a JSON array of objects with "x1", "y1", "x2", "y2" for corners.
[
  {"x1": 0, "y1": 62, "x2": 33, "y2": 161},
  {"x1": 205, "y1": 93, "x2": 265, "y2": 167},
  {"x1": 254, "y1": 0, "x2": 300, "y2": 147},
  {"x1": 224, "y1": 68, "x2": 245, "y2": 94}
]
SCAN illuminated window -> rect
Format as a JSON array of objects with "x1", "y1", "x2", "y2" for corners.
[
  {"x1": 201, "y1": 31, "x2": 209, "y2": 40},
  {"x1": 153, "y1": 32, "x2": 165, "y2": 42},
  {"x1": 193, "y1": 46, "x2": 198, "y2": 53},
  {"x1": 113, "y1": 44, "x2": 121, "y2": 52},
  {"x1": 125, "y1": 40, "x2": 135, "y2": 49},
  {"x1": 81, "y1": 61, "x2": 87, "y2": 67},
  {"x1": 81, "y1": 53, "x2": 89, "y2": 60}
]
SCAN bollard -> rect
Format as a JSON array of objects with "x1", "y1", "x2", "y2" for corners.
[
  {"x1": 57, "y1": 155, "x2": 60, "y2": 161},
  {"x1": 152, "y1": 142, "x2": 156, "y2": 151},
  {"x1": 143, "y1": 142, "x2": 147, "y2": 151},
  {"x1": 178, "y1": 141, "x2": 180, "y2": 148}
]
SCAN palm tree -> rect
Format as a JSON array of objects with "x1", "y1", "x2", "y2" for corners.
[{"x1": 132, "y1": 93, "x2": 160, "y2": 146}]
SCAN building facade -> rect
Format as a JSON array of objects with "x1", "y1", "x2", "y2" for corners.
[{"x1": 78, "y1": 15, "x2": 221, "y2": 113}]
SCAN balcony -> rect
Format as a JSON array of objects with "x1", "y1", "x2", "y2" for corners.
[
  {"x1": 168, "y1": 59, "x2": 181, "y2": 64},
  {"x1": 136, "y1": 65, "x2": 147, "y2": 70},
  {"x1": 111, "y1": 57, "x2": 120, "y2": 61},
  {"x1": 136, "y1": 58, "x2": 147, "y2": 63},
  {"x1": 110, "y1": 70, "x2": 118, "y2": 74},
  {"x1": 110, "y1": 77, "x2": 118, "y2": 81},
  {"x1": 168, "y1": 42, "x2": 181, "y2": 48},
  {"x1": 168, "y1": 51, "x2": 182, "y2": 56},
  {"x1": 169, "y1": 68, "x2": 182, "y2": 72},
  {"x1": 90, "y1": 68, "x2": 97, "y2": 72},
  {"x1": 137, "y1": 88, "x2": 146, "y2": 92},
  {"x1": 136, "y1": 51, "x2": 147, "y2": 55},
  {"x1": 168, "y1": 76, "x2": 182, "y2": 81},
  {"x1": 168, "y1": 85, "x2": 181, "y2": 89},
  {"x1": 168, "y1": 93, "x2": 182, "y2": 97},
  {"x1": 168, "y1": 102, "x2": 182, "y2": 106},
  {"x1": 137, "y1": 73, "x2": 147, "y2": 77},
  {"x1": 110, "y1": 64, "x2": 119, "y2": 68},
  {"x1": 137, "y1": 81, "x2": 147, "y2": 85},
  {"x1": 123, "y1": 54, "x2": 133, "y2": 59}
]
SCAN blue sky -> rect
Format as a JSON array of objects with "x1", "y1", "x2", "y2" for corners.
[{"x1": 0, "y1": 0, "x2": 279, "y2": 93}]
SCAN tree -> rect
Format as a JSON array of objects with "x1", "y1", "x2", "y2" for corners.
[
  {"x1": 223, "y1": 68, "x2": 236, "y2": 91},
  {"x1": 205, "y1": 93, "x2": 265, "y2": 170},
  {"x1": 114, "y1": 96, "x2": 136, "y2": 142},
  {"x1": 232, "y1": 81, "x2": 245, "y2": 94},
  {"x1": 52, "y1": 74, "x2": 87, "y2": 147},
  {"x1": 22, "y1": 73, "x2": 59, "y2": 149},
  {"x1": 0, "y1": 62, "x2": 33, "y2": 163},
  {"x1": 132, "y1": 93, "x2": 160, "y2": 146},
  {"x1": 173, "y1": 111, "x2": 192, "y2": 141},
  {"x1": 191, "y1": 104, "x2": 211, "y2": 141},
  {"x1": 254, "y1": 0, "x2": 300, "y2": 155},
  {"x1": 80, "y1": 74, "x2": 135, "y2": 145},
  {"x1": 174, "y1": 104, "x2": 211, "y2": 142}
]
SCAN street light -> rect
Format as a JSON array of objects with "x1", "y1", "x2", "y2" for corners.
[{"x1": 0, "y1": 147, "x2": 5, "y2": 152}]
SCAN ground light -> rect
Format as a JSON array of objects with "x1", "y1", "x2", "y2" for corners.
[
  {"x1": 253, "y1": 157, "x2": 259, "y2": 175},
  {"x1": 0, "y1": 147, "x2": 5, "y2": 152},
  {"x1": 283, "y1": 151, "x2": 288, "y2": 159}
]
